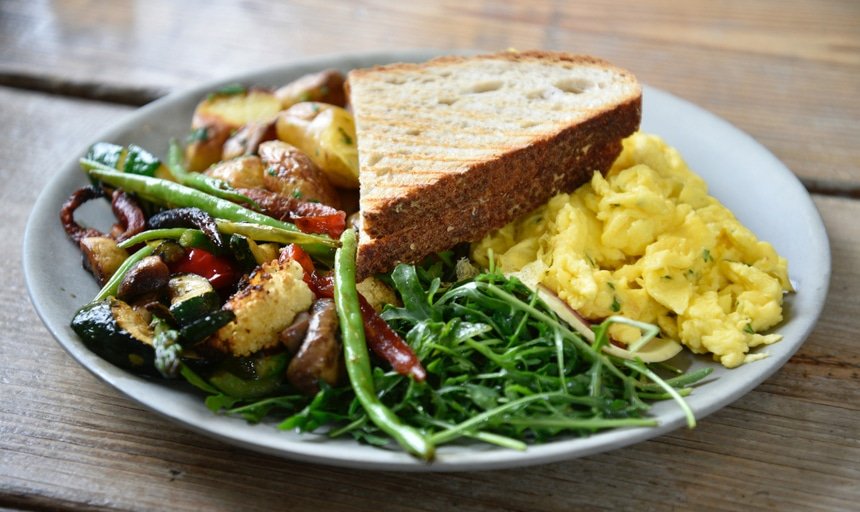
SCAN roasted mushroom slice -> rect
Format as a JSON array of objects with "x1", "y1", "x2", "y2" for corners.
[
  {"x1": 287, "y1": 298, "x2": 344, "y2": 395},
  {"x1": 116, "y1": 255, "x2": 170, "y2": 300}
]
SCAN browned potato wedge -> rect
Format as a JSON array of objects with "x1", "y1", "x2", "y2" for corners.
[
  {"x1": 184, "y1": 124, "x2": 232, "y2": 172},
  {"x1": 79, "y1": 236, "x2": 129, "y2": 285},
  {"x1": 222, "y1": 121, "x2": 277, "y2": 160},
  {"x1": 258, "y1": 140, "x2": 341, "y2": 208},
  {"x1": 275, "y1": 102, "x2": 359, "y2": 188},
  {"x1": 185, "y1": 87, "x2": 282, "y2": 172},
  {"x1": 275, "y1": 69, "x2": 347, "y2": 109},
  {"x1": 204, "y1": 155, "x2": 266, "y2": 190}
]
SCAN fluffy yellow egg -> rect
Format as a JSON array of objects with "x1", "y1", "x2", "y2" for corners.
[{"x1": 473, "y1": 133, "x2": 792, "y2": 368}]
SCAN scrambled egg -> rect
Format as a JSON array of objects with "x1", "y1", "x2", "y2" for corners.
[{"x1": 473, "y1": 133, "x2": 792, "y2": 368}]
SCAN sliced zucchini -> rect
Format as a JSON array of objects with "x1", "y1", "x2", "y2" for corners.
[
  {"x1": 168, "y1": 273, "x2": 220, "y2": 324},
  {"x1": 70, "y1": 299, "x2": 156, "y2": 374},
  {"x1": 208, "y1": 352, "x2": 289, "y2": 398},
  {"x1": 228, "y1": 234, "x2": 259, "y2": 274},
  {"x1": 178, "y1": 229, "x2": 219, "y2": 254},
  {"x1": 179, "y1": 309, "x2": 235, "y2": 345}
]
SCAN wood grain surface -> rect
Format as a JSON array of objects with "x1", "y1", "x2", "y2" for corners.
[{"x1": 1, "y1": 1, "x2": 859, "y2": 511}]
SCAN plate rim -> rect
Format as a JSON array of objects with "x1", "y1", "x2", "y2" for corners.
[{"x1": 22, "y1": 49, "x2": 831, "y2": 471}]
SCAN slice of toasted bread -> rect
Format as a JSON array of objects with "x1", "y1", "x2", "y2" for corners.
[{"x1": 347, "y1": 51, "x2": 642, "y2": 278}]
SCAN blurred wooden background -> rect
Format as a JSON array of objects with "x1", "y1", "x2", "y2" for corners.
[{"x1": 1, "y1": 1, "x2": 858, "y2": 510}]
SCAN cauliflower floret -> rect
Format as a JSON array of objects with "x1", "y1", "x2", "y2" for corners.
[{"x1": 210, "y1": 259, "x2": 313, "y2": 356}]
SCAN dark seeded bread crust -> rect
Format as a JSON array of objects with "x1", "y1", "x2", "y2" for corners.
[{"x1": 355, "y1": 93, "x2": 640, "y2": 279}]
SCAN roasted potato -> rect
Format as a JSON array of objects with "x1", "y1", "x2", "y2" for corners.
[
  {"x1": 204, "y1": 155, "x2": 266, "y2": 190},
  {"x1": 258, "y1": 140, "x2": 341, "y2": 208},
  {"x1": 185, "y1": 87, "x2": 282, "y2": 172},
  {"x1": 275, "y1": 69, "x2": 347, "y2": 109},
  {"x1": 221, "y1": 121, "x2": 277, "y2": 160},
  {"x1": 356, "y1": 277, "x2": 399, "y2": 312},
  {"x1": 275, "y1": 102, "x2": 359, "y2": 188},
  {"x1": 184, "y1": 124, "x2": 232, "y2": 172},
  {"x1": 79, "y1": 236, "x2": 129, "y2": 285}
]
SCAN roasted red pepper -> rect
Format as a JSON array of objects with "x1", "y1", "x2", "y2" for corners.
[
  {"x1": 282, "y1": 244, "x2": 427, "y2": 381},
  {"x1": 172, "y1": 248, "x2": 237, "y2": 289}
]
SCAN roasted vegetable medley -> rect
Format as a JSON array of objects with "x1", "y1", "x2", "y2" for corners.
[{"x1": 62, "y1": 69, "x2": 710, "y2": 460}]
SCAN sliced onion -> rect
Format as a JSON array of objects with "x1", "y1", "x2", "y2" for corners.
[{"x1": 536, "y1": 285, "x2": 683, "y2": 363}]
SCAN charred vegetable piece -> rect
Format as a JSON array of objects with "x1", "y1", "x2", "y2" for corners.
[
  {"x1": 279, "y1": 311, "x2": 311, "y2": 354},
  {"x1": 287, "y1": 298, "x2": 343, "y2": 395},
  {"x1": 148, "y1": 207, "x2": 225, "y2": 250},
  {"x1": 109, "y1": 189, "x2": 146, "y2": 242},
  {"x1": 80, "y1": 236, "x2": 129, "y2": 285},
  {"x1": 70, "y1": 299, "x2": 156, "y2": 375},
  {"x1": 228, "y1": 234, "x2": 259, "y2": 274},
  {"x1": 167, "y1": 273, "x2": 220, "y2": 324},
  {"x1": 60, "y1": 186, "x2": 106, "y2": 244},
  {"x1": 209, "y1": 258, "x2": 314, "y2": 357},
  {"x1": 208, "y1": 352, "x2": 289, "y2": 399},
  {"x1": 152, "y1": 240, "x2": 187, "y2": 266},
  {"x1": 178, "y1": 229, "x2": 219, "y2": 254},
  {"x1": 179, "y1": 310, "x2": 236, "y2": 345},
  {"x1": 95, "y1": 244, "x2": 155, "y2": 302},
  {"x1": 116, "y1": 255, "x2": 170, "y2": 300}
]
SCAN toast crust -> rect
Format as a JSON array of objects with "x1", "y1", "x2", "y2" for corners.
[{"x1": 349, "y1": 51, "x2": 642, "y2": 279}]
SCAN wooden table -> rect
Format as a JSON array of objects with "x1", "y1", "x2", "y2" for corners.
[{"x1": 2, "y1": 1, "x2": 858, "y2": 510}]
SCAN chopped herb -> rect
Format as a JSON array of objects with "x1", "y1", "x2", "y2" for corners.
[
  {"x1": 337, "y1": 127, "x2": 353, "y2": 146},
  {"x1": 297, "y1": 91, "x2": 312, "y2": 102},
  {"x1": 744, "y1": 323, "x2": 755, "y2": 334},
  {"x1": 662, "y1": 275, "x2": 672, "y2": 280},
  {"x1": 702, "y1": 249, "x2": 712, "y2": 262},
  {"x1": 186, "y1": 127, "x2": 209, "y2": 144},
  {"x1": 611, "y1": 296, "x2": 621, "y2": 312},
  {"x1": 267, "y1": 166, "x2": 278, "y2": 176},
  {"x1": 607, "y1": 282, "x2": 615, "y2": 290},
  {"x1": 291, "y1": 189, "x2": 303, "y2": 199},
  {"x1": 208, "y1": 83, "x2": 246, "y2": 99}
]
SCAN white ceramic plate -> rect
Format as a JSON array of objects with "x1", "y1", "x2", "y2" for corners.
[{"x1": 23, "y1": 51, "x2": 830, "y2": 471}]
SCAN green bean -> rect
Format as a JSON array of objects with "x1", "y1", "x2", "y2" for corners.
[
  {"x1": 81, "y1": 163, "x2": 335, "y2": 259},
  {"x1": 93, "y1": 244, "x2": 154, "y2": 301},
  {"x1": 165, "y1": 140, "x2": 260, "y2": 209},
  {"x1": 117, "y1": 228, "x2": 189, "y2": 249},
  {"x1": 333, "y1": 229, "x2": 434, "y2": 460},
  {"x1": 215, "y1": 220, "x2": 338, "y2": 247}
]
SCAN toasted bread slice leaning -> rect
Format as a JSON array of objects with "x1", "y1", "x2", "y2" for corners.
[{"x1": 347, "y1": 51, "x2": 642, "y2": 278}]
